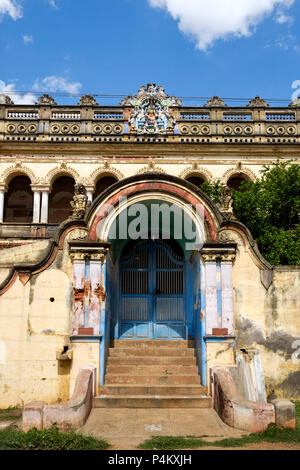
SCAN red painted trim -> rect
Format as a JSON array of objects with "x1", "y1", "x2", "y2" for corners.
[
  {"x1": 89, "y1": 182, "x2": 218, "y2": 241},
  {"x1": 0, "y1": 225, "x2": 85, "y2": 295},
  {"x1": 0, "y1": 271, "x2": 18, "y2": 296}
]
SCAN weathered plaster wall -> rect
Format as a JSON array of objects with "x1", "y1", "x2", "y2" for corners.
[
  {"x1": 69, "y1": 343, "x2": 100, "y2": 397},
  {"x1": 0, "y1": 232, "x2": 75, "y2": 407},
  {"x1": 229, "y1": 229, "x2": 300, "y2": 400}
]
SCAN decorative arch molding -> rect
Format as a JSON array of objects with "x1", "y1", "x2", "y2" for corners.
[
  {"x1": 179, "y1": 166, "x2": 213, "y2": 182},
  {"x1": 222, "y1": 167, "x2": 257, "y2": 184},
  {"x1": 45, "y1": 164, "x2": 81, "y2": 188},
  {"x1": 88, "y1": 165, "x2": 124, "y2": 187},
  {"x1": 0, "y1": 163, "x2": 38, "y2": 187},
  {"x1": 136, "y1": 160, "x2": 166, "y2": 176},
  {"x1": 87, "y1": 176, "x2": 222, "y2": 244}
]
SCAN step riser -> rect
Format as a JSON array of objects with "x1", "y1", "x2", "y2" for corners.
[
  {"x1": 107, "y1": 365, "x2": 199, "y2": 375},
  {"x1": 105, "y1": 375, "x2": 201, "y2": 385},
  {"x1": 109, "y1": 348, "x2": 195, "y2": 357},
  {"x1": 93, "y1": 397, "x2": 212, "y2": 409},
  {"x1": 101, "y1": 386, "x2": 206, "y2": 396},
  {"x1": 112, "y1": 340, "x2": 195, "y2": 348},
  {"x1": 108, "y1": 357, "x2": 197, "y2": 366}
]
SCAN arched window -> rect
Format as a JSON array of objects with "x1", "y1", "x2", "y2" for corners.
[
  {"x1": 227, "y1": 174, "x2": 248, "y2": 191},
  {"x1": 48, "y1": 176, "x2": 75, "y2": 224},
  {"x1": 4, "y1": 176, "x2": 33, "y2": 223},
  {"x1": 94, "y1": 176, "x2": 118, "y2": 200},
  {"x1": 186, "y1": 175, "x2": 206, "y2": 188}
]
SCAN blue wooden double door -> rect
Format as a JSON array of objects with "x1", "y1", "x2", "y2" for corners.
[{"x1": 119, "y1": 239, "x2": 186, "y2": 340}]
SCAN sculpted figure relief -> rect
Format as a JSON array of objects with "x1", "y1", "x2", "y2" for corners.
[
  {"x1": 218, "y1": 186, "x2": 234, "y2": 213},
  {"x1": 70, "y1": 184, "x2": 91, "y2": 219}
]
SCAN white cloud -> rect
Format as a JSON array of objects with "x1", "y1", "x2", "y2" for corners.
[
  {"x1": 276, "y1": 10, "x2": 294, "y2": 24},
  {"x1": 33, "y1": 76, "x2": 82, "y2": 94},
  {"x1": 0, "y1": 0, "x2": 22, "y2": 20},
  {"x1": 23, "y1": 35, "x2": 34, "y2": 45},
  {"x1": 0, "y1": 80, "x2": 36, "y2": 104},
  {"x1": 148, "y1": 0, "x2": 295, "y2": 50},
  {"x1": 48, "y1": 0, "x2": 58, "y2": 8}
]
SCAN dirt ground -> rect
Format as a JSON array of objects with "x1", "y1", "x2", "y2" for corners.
[{"x1": 105, "y1": 438, "x2": 300, "y2": 451}]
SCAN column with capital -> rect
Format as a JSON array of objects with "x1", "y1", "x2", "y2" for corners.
[
  {"x1": 32, "y1": 191, "x2": 41, "y2": 223},
  {"x1": 86, "y1": 191, "x2": 93, "y2": 204},
  {"x1": 70, "y1": 251, "x2": 86, "y2": 335},
  {"x1": 88, "y1": 252, "x2": 107, "y2": 336},
  {"x1": 0, "y1": 185, "x2": 6, "y2": 223},
  {"x1": 40, "y1": 190, "x2": 49, "y2": 223},
  {"x1": 220, "y1": 253, "x2": 236, "y2": 335},
  {"x1": 201, "y1": 253, "x2": 219, "y2": 335}
]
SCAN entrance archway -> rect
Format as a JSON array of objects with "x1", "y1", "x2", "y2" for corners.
[{"x1": 119, "y1": 238, "x2": 186, "y2": 340}]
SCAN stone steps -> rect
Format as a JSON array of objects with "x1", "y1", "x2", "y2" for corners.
[
  {"x1": 112, "y1": 340, "x2": 194, "y2": 348},
  {"x1": 105, "y1": 374, "x2": 201, "y2": 385},
  {"x1": 93, "y1": 395, "x2": 212, "y2": 409},
  {"x1": 101, "y1": 384, "x2": 206, "y2": 395},
  {"x1": 107, "y1": 356, "x2": 197, "y2": 366},
  {"x1": 96, "y1": 340, "x2": 210, "y2": 409},
  {"x1": 106, "y1": 364, "x2": 199, "y2": 375},
  {"x1": 109, "y1": 347, "x2": 196, "y2": 357}
]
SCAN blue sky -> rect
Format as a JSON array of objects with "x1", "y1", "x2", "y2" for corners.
[{"x1": 0, "y1": 0, "x2": 300, "y2": 105}]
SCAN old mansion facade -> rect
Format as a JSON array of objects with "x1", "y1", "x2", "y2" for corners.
[{"x1": 0, "y1": 85, "x2": 299, "y2": 412}]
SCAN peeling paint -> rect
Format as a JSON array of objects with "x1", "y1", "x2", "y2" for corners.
[
  {"x1": 278, "y1": 371, "x2": 300, "y2": 399},
  {"x1": 236, "y1": 317, "x2": 300, "y2": 360}
]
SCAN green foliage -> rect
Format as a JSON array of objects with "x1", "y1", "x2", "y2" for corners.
[
  {"x1": 0, "y1": 426, "x2": 109, "y2": 450},
  {"x1": 200, "y1": 161, "x2": 300, "y2": 265},
  {"x1": 139, "y1": 422, "x2": 300, "y2": 450},
  {"x1": 138, "y1": 435, "x2": 207, "y2": 450},
  {"x1": 201, "y1": 179, "x2": 224, "y2": 204},
  {"x1": 0, "y1": 407, "x2": 22, "y2": 422}
]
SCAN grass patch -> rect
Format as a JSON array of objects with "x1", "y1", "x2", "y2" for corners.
[
  {"x1": 139, "y1": 422, "x2": 300, "y2": 450},
  {"x1": 0, "y1": 427, "x2": 110, "y2": 450},
  {"x1": 294, "y1": 401, "x2": 300, "y2": 428},
  {"x1": 139, "y1": 436, "x2": 208, "y2": 450},
  {"x1": 0, "y1": 407, "x2": 22, "y2": 422}
]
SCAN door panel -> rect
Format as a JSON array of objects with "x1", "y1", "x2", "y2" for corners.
[{"x1": 119, "y1": 240, "x2": 186, "y2": 340}]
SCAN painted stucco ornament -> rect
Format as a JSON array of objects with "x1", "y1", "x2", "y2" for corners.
[
  {"x1": 218, "y1": 186, "x2": 234, "y2": 213},
  {"x1": 36, "y1": 94, "x2": 57, "y2": 106},
  {"x1": 70, "y1": 185, "x2": 91, "y2": 219},
  {"x1": 122, "y1": 84, "x2": 181, "y2": 134}
]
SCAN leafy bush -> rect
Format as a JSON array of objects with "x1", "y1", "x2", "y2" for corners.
[{"x1": 200, "y1": 161, "x2": 300, "y2": 265}]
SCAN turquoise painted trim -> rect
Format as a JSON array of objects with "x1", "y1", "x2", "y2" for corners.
[
  {"x1": 84, "y1": 261, "x2": 90, "y2": 327},
  {"x1": 200, "y1": 262, "x2": 207, "y2": 387},
  {"x1": 217, "y1": 262, "x2": 222, "y2": 328},
  {"x1": 204, "y1": 336, "x2": 236, "y2": 342},
  {"x1": 70, "y1": 335, "x2": 102, "y2": 343},
  {"x1": 99, "y1": 262, "x2": 107, "y2": 387}
]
